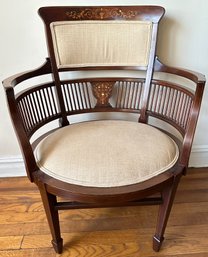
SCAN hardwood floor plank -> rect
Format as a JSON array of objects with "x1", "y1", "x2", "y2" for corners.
[
  {"x1": 1, "y1": 248, "x2": 208, "y2": 257},
  {"x1": 0, "y1": 236, "x2": 23, "y2": 250},
  {"x1": 1, "y1": 203, "x2": 208, "y2": 230},
  {"x1": 20, "y1": 224, "x2": 208, "y2": 245},
  {"x1": 161, "y1": 251, "x2": 208, "y2": 256},
  {"x1": 1, "y1": 202, "x2": 208, "y2": 237},
  {"x1": 0, "y1": 177, "x2": 36, "y2": 190},
  {"x1": 59, "y1": 243, "x2": 141, "y2": 257},
  {"x1": 21, "y1": 230, "x2": 148, "y2": 249},
  {"x1": 21, "y1": 226, "x2": 208, "y2": 256},
  {"x1": 1, "y1": 202, "x2": 43, "y2": 213},
  {"x1": 0, "y1": 248, "x2": 56, "y2": 257},
  {"x1": 0, "y1": 194, "x2": 41, "y2": 205}
]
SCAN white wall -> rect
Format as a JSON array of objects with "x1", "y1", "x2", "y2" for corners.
[{"x1": 1, "y1": 0, "x2": 208, "y2": 176}]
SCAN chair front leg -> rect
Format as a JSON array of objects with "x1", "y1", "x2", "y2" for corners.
[
  {"x1": 153, "y1": 173, "x2": 182, "y2": 251},
  {"x1": 38, "y1": 183, "x2": 63, "y2": 254}
]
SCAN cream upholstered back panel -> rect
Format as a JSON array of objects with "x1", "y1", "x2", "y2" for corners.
[{"x1": 50, "y1": 20, "x2": 152, "y2": 68}]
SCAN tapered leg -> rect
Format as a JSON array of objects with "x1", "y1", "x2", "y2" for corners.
[
  {"x1": 38, "y1": 183, "x2": 63, "y2": 253},
  {"x1": 153, "y1": 174, "x2": 182, "y2": 252}
]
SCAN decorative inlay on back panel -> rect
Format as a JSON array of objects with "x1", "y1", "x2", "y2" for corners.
[
  {"x1": 92, "y1": 82, "x2": 114, "y2": 107},
  {"x1": 66, "y1": 8, "x2": 138, "y2": 20},
  {"x1": 61, "y1": 79, "x2": 144, "y2": 112}
]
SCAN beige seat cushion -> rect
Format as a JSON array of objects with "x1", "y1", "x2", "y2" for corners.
[{"x1": 35, "y1": 120, "x2": 179, "y2": 187}]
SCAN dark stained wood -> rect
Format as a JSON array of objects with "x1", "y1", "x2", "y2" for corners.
[
  {"x1": 2, "y1": 5, "x2": 205, "y2": 254},
  {"x1": 38, "y1": 6, "x2": 165, "y2": 23}
]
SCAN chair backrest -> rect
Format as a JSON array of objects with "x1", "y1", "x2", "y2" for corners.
[
  {"x1": 39, "y1": 6, "x2": 164, "y2": 70},
  {"x1": 39, "y1": 6, "x2": 165, "y2": 124}
]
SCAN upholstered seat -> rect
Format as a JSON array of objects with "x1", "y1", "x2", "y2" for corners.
[{"x1": 35, "y1": 120, "x2": 179, "y2": 187}]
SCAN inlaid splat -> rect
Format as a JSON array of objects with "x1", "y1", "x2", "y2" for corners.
[{"x1": 92, "y1": 82, "x2": 114, "y2": 107}]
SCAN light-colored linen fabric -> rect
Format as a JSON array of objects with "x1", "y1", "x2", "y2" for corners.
[
  {"x1": 50, "y1": 21, "x2": 152, "y2": 68},
  {"x1": 35, "y1": 120, "x2": 179, "y2": 187}
]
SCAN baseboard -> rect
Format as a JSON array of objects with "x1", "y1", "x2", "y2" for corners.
[
  {"x1": 0, "y1": 145, "x2": 208, "y2": 178},
  {"x1": 189, "y1": 145, "x2": 208, "y2": 167},
  {"x1": 0, "y1": 156, "x2": 26, "y2": 177}
]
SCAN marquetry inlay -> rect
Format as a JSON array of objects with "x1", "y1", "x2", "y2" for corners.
[
  {"x1": 66, "y1": 8, "x2": 138, "y2": 20},
  {"x1": 92, "y1": 82, "x2": 114, "y2": 107}
]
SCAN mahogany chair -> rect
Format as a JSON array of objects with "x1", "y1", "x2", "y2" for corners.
[{"x1": 3, "y1": 6, "x2": 205, "y2": 254}]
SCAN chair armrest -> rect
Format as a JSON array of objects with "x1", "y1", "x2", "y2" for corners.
[
  {"x1": 180, "y1": 82, "x2": 204, "y2": 171},
  {"x1": 5, "y1": 88, "x2": 38, "y2": 182},
  {"x1": 2, "y1": 58, "x2": 52, "y2": 89},
  {"x1": 2, "y1": 59, "x2": 52, "y2": 181},
  {"x1": 154, "y1": 57, "x2": 206, "y2": 84},
  {"x1": 154, "y1": 57, "x2": 206, "y2": 171}
]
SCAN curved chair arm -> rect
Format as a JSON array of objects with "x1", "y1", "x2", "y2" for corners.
[
  {"x1": 180, "y1": 80, "x2": 204, "y2": 171},
  {"x1": 5, "y1": 88, "x2": 38, "y2": 181},
  {"x1": 154, "y1": 57, "x2": 205, "y2": 172},
  {"x1": 3, "y1": 58, "x2": 52, "y2": 89},
  {"x1": 2, "y1": 58, "x2": 52, "y2": 181},
  {"x1": 154, "y1": 57, "x2": 206, "y2": 84}
]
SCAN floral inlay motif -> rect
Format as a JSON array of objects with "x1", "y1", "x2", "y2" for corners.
[
  {"x1": 92, "y1": 82, "x2": 114, "y2": 107},
  {"x1": 66, "y1": 8, "x2": 139, "y2": 20}
]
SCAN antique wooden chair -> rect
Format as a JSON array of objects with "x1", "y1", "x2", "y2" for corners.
[{"x1": 3, "y1": 6, "x2": 205, "y2": 254}]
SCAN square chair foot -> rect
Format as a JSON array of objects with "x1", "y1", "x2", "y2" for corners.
[
  {"x1": 153, "y1": 235, "x2": 164, "y2": 252},
  {"x1": 52, "y1": 238, "x2": 63, "y2": 254}
]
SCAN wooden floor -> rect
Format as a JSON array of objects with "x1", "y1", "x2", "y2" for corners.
[{"x1": 0, "y1": 168, "x2": 208, "y2": 257}]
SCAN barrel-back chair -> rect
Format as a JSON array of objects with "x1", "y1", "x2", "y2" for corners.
[{"x1": 3, "y1": 5, "x2": 205, "y2": 254}]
